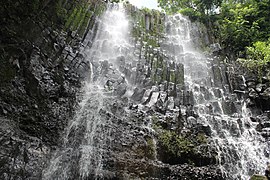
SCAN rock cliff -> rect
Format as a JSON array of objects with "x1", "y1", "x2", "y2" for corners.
[{"x1": 0, "y1": 1, "x2": 269, "y2": 179}]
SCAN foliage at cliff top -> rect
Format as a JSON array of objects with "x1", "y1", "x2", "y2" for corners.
[
  {"x1": 157, "y1": 0, "x2": 222, "y2": 18},
  {"x1": 158, "y1": 0, "x2": 270, "y2": 76},
  {"x1": 238, "y1": 39, "x2": 270, "y2": 78},
  {"x1": 218, "y1": 0, "x2": 270, "y2": 53}
]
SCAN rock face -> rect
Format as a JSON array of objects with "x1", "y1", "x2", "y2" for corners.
[
  {"x1": 1, "y1": 1, "x2": 269, "y2": 180},
  {"x1": 0, "y1": 117, "x2": 50, "y2": 179},
  {"x1": 0, "y1": 0, "x2": 106, "y2": 179},
  {"x1": 228, "y1": 62, "x2": 270, "y2": 139},
  {"x1": 42, "y1": 5, "x2": 225, "y2": 180},
  {"x1": 227, "y1": 63, "x2": 270, "y2": 113}
]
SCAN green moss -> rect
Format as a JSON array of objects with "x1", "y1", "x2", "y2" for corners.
[
  {"x1": 156, "y1": 127, "x2": 209, "y2": 165},
  {"x1": 78, "y1": 10, "x2": 93, "y2": 36},
  {"x1": 0, "y1": 59, "x2": 16, "y2": 84},
  {"x1": 152, "y1": 115, "x2": 165, "y2": 132},
  {"x1": 170, "y1": 70, "x2": 175, "y2": 83},
  {"x1": 56, "y1": 1, "x2": 67, "y2": 24},
  {"x1": 64, "y1": 1, "x2": 106, "y2": 33},
  {"x1": 197, "y1": 133, "x2": 207, "y2": 144},
  {"x1": 133, "y1": 138, "x2": 156, "y2": 160},
  {"x1": 250, "y1": 175, "x2": 268, "y2": 180},
  {"x1": 127, "y1": 4, "x2": 166, "y2": 85},
  {"x1": 159, "y1": 130, "x2": 194, "y2": 158},
  {"x1": 71, "y1": 7, "x2": 85, "y2": 31},
  {"x1": 134, "y1": 146, "x2": 145, "y2": 158},
  {"x1": 65, "y1": 7, "x2": 79, "y2": 29},
  {"x1": 146, "y1": 137, "x2": 156, "y2": 160},
  {"x1": 94, "y1": 2, "x2": 106, "y2": 16}
]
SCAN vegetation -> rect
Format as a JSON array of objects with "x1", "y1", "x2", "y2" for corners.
[
  {"x1": 157, "y1": 129, "x2": 209, "y2": 165},
  {"x1": 146, "y1": 137, "x2": 156, "y2": 159},
  {"x1": 158, "y1": 0, "x2": 222, "y2": 20},
  {"x1": 158, "y1": 0, "x2": 270, "y2": 78},
  {"x1": 250, "y1": 174, "x2": 268, "y2": 180},
  {"x1": 238, "y1": 40, "x2": 270, "y2": 78},
  {"x1": 159, "y1": 130, "x2": 195, "y2": 158}
]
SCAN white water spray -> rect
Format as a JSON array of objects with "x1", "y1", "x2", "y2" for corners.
[
  {"x1": 43, "y1": 4, "x2": 133, "y2": 179},
  {"x1": 164, "y1": 14, "x2": 269, "y2": 179}
]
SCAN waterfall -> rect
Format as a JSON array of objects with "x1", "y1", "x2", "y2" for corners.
[
  {"x1": 43, "y1": 4, "x2": 133, "y2": 179},
  {"x1": 164, "y1": 14, "x2": 269, "y2": 179},
  {"x1": 42, "y1": 4, "x2": 269, "y2": 180}
]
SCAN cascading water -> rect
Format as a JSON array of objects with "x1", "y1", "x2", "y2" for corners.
[
  {"x1": 43, "y1": 4, "x2": 133, "y2": 179},
  {"x1": 164, "y1": 14, "x2": 270, "y2": 179},
  {"x1": 42, "y1": 3, "x2": 269, "y2": 179}
]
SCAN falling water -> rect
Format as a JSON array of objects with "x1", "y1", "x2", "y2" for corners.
[
  {"x1": 43, "y1": 4, "x2": 133, "y2": 179},
  {"x1": 43, "y1": 4, "x2": 269, "y2": 179},
  {"x1": 164, "y1": 14, "x2": 269, "y2": 179}
]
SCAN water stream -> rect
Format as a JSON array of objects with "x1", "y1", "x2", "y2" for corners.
[
  {"x1": 43, "y1": 5, "x2": 269, "y2": 180},
  {"x1": 164, "y1": 14, "x2": 269, "y2": 179},
  {"x1": 43, "y1": 4, "x2": 133, "y2": 179}
]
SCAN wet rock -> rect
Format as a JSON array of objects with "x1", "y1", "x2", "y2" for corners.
[
  {"x1": 131, "y1": 88, "x2": 146, "y2": 101},
  {"x1": 211, "y1": 101, "x2": 222, "y2": 114},
  {"x1": 248, "y1": 88, "x2": 259, "y2": 99},
  {"x1": 230, "y1": 121, "x2": 240, "y2": 137},
  {"x1": 250, "y1": 116, "x2": 259, "y2": 122},
  {"x1": 261, "y1": 128, "x2": 270, "y2": 138},
  {"x1": 168, "y1": 164, "x2": 225, "y2": 179},
  {"x1": 0, "y1": 117, "x2": 50, "y2": 180},
  {"x1": 256, "y1": 122, "x2": 264, "y2": 132},
  {"x1": 256, "y1": 83, "x2": 267, "y2": 93},
  {"x1": 114, "y1": 82, "x2": 127, "y2": 97},
  {"x1": 116, "y1": 56, "x2": 125, "y2": 68},
  {"x1": 246, "y1": 79, "x2": 256, "y2": 88},
  {"x1": 183, "y1": 91, "x2": 194, "y2": 105},
  {"x1": 142, "y1": 77, "x2": 153, "y2": 88},
  {"x1": 187, "y1": 116, "x2": 197, "y2": 128},
  {"x1": 196, "y1": 124, "x2": 212, "y2": 136},
  {"x1": 101, "y1": 60, "x2": 110, "y2": 75},
  {"x1": 166, "y1": 96, "x2": 175, "y2": 110},
  {"x1": 210, "y1": 43, "x2": 221, "y2": 54},
  {"x1": 212, "y1": 65, "x2": 222, "y2": 87},
  {"x1": 145, "y1": 91, "x2": 159, "y2": 106},
  {"x1": 222, "y1": 100, "x2": 237, "y2": 115},
  {"x1": 261, "y1": 87, "x2": 270, "y2": 100}
]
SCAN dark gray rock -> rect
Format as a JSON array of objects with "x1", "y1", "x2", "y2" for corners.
[
  {"x1": 246, "y1": 79, "x2": 256, "y2": 88},
  {"x1": 256, "y1": 83, "x2": 267, "y2": 93},
  {"x1": 210, "y1": 43, "x2": 221, "y2": 53},
  {"x1": 261, "y1": 128, "x2": 270, "y2": 138},
  {"x1": 114, "y1": 82, "x2": 127, "y2": 97},
  {"x1": 0, "y1": 117, "x2": 50, "y2": 180},
  {"x1": 131, "y1": 88, "x2": 146, "y2": 101},
  {"x1": 196, "y1": 124, "x2": 212, "y2": 136},
  {"x1": 248, "y1": 88, "x2": 259, "y2": 99},
  {"x1": 261, "y1": 87, "x2": 270, "y2": 100}
]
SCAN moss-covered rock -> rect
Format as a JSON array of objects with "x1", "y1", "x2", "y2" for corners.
[
  {"x1": 250, "y1": 174, "x2": 268, "y2": 180},
  {"x1": 158, "y1": 130, "x2": 195, "y2": 164}
]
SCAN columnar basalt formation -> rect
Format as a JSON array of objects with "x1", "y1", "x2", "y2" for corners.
[{"x1": 1, "y1": 1, "x2": 270, "y2": 180}]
